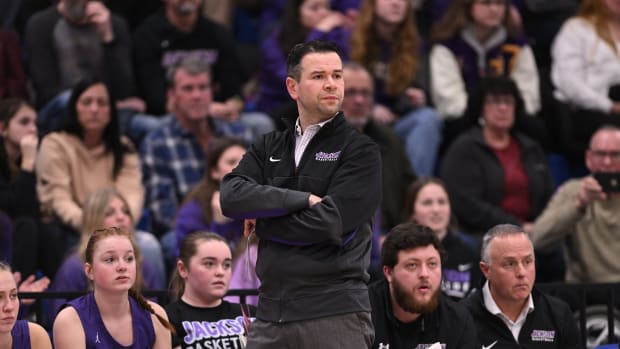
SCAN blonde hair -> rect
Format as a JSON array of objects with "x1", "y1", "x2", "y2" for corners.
[
  {"x1": 84, "y1": 227, "x2": 175, "y2": 334},
  {"x1": 577, "y1": 0, "x2": 618, "y2": 54},
  {"x1": 79, "y1": 188, "x2": 134, "y2": 261}
]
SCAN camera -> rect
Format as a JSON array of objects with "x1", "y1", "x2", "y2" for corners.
[{"x1": 593, "y1": 172, "x2": 620, "y2": 193}]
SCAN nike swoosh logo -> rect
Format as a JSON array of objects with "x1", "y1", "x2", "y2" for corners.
[
  {"x1": 269, "y1": 156, "x2": 281, "y2": 162},
  {"x1": 482, "y1": 340, "x2": 498, "y2": 349}
]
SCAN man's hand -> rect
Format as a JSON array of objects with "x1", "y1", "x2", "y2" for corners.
[
  {"x1": 405, "y1": 87, "x2": 426, "y2": 107},
  {"x1": 577, "y1": 176, "x2": 607, "y2": 209},
  {"x1": 315, "y1": 11, "x2": 344, "y2": 32},
  {"x1": 372, "y1": 104, "x2": 396, "y2": 125},
  {"x1": 244, "y1": 219, "x2": 256, "y2": 237},
  {"x1": 85, "y1": 1, "x2": 114, "y2": 43},
  {"x1": 116, "y1": 97, "x2": 146, "y2": 113},
  {"x1": 308, "y1": 194, "x2": 322, "y2": 207},
  {"x1": 209, "y1": 101, "x2": 241, "y2": 122},
  {"x1": 610, "y1": 102, "x2": 620, "y2": 115},
  {"x1": 14, "y1": 272, "x2": 51, "y2": 306}
]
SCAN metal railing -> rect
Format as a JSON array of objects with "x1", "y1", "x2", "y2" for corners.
[{"x1": 17, "y1": 284, "x2": 620, "y2": 348}]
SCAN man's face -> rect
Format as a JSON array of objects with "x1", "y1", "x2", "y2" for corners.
[
  {"x1": 481, "y1": 234, "x2": 535, "y2": 305},
  {"x1": 168, "y1": 69, "x2": 212, "y2": 122},
  {"x1": 61, "y1": 0, "x2": 88, "y2": 23},
  {"x1": 384, "y1": 245, "x2": 442, "y2": 315},
  {"x1": 286, "y1": 52, "x2": 344, "y2": 121},
  {"x1": 167, "y1": 0, "x2": 201, "y2": 17},
  {"x1": 586, "y1": 129, "x2": 620, "y2": 173},
  {"x1": 342, "y1": 67, "x2": 374, "y2": 128}
]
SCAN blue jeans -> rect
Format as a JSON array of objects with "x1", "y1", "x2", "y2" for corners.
[
  {"x1": 37, "y1": 90, "x2": 71, "y2": 134},
  {"x1": 393, "y1": 107, "x2": 442, "y2": 176},
  {"x1": 240, "y1": 111, "x2": 275, "y2": 140},
  {"x1": 135, "y1": 230, "x2": 166, "y2": 289}
]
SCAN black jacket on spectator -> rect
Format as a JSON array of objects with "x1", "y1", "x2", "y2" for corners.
[
  {"x1": 464, "y1": 287, "x2": 581, "y2": 348},
  {"x1": 440, "y1": 127, "x2": 553, "y2": 235},
  {"x1": 133, "y1": 10, "x2": 246, "y2": 115},
  {"x1": 361, "y1": 119, "x2": 415, "y2": 232},
  {"x1": 368, "y1": 279, "x2": 479, "y2": 349},
  {"x1": 25, "y1": 6, "x2": 135, "y2": 108}
]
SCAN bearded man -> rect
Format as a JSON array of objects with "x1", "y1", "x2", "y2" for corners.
[{"x1": 369, "y1": 223, "x2": 478, "y2": 349}]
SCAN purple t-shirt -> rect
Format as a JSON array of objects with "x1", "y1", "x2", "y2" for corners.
[
  {"x1": 11, "y1": 320, "x2": 31, "y2": 349},
  {"x1": 65, "y1": 292, "x2": 155, "y2": 348}
]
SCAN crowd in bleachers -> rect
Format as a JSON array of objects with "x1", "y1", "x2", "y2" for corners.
[{"x1": 1, "y1": 0, "x2": 620, "y2": 346}]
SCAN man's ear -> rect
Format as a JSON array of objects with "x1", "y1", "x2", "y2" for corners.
[
  {"x1": 480, "y1": 261, "x2": 490, "y2": 280},
  {"x1": 286, "y1": 76, "x2": 299, "y2": 101},
  {"x1": 383, "y1": 266, "x2": 393, "y2": 283}
]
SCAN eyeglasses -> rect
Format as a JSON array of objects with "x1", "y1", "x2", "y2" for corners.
[
  {"x1": 589, "y1": 150, "x2": 620, "y2": 162},
  {"x1": 475, "y1": 0, "x2": 507, "y2": 5}
]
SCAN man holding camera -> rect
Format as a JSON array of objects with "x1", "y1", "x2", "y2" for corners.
[{"x1": 532, "y1": 125, "x2": 620, "y2": 283}]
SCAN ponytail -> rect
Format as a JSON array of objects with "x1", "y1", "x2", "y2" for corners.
[
  {"x1": 168, "y1": 268, "x2": 185, "y2": 303},
  {"x1": 128, "y1": 288, "x2": 176, "y2": 335}
]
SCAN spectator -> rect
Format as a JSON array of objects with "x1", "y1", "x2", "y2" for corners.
[
  {"x1": 256, "y1": 0, "x2": 351, "y2": 116},
  {"x1": 341, "y1": 62, "x2": 415, "y2": 232},
  {"x1": 24, "y1": 0, "x2": 148, "y2": 135},
  {"x1": 464, "y1": 224, "x2": 580, "y2": 348},
  {"x1": 404, "y1": 178, "x2": 482, "y2": 300},
  {"x1": 430, "y1": 0, "x2": 541, "y2": 146},
  {"x1": 141, "y1": 56, "x2": 253, "y2": 237},
  {"x1": 133, "y1": 0, "x2": 273, "y2": 139},
  {"x1": 532, "y1": 126, "x2": 620, "y2": 283},
  {"x1": 52, "y1": 227, "x2": 174, "y2": 349},
  {"x1": 0, "y1": 261, "x2": 52, "y2": 349},
  {"x1": 440, "y1": 77, "x2": 551, "y2": 236},
  {"x1": 440, "y1": 76, "x2": 561, "y2": 282},
  {"x1": 175, "y1": 137, "x2": 247, "y2": 255},
  {"x1": 259, "y1": 0, "x2": 360, "y2": 37},
  {"x1": 350, "y1": 0, "x2": 441, "y2": 175},
  {"x1": 0, "y1": 30, "x2": 28, "y2": 100},
  {"x1": 0, "y1": 99, "x2": 42, "y2": 277},
  {"x1": 369, "y1": 222, "x2": 478, "y2": 348},
  {"x1": 36, "y1": 78, "x2": 143, "y2": 274},
  {"x1": 550, "y1": 0, "x2": 620, "y2": 158},
  {"x1": 221, "y1": 40, "x2": 381, "y2": 348},
  {"x1": 166, "y1": 231, "x2": 255, "y2": 349},
  {"x1": 47, "y1": 187, "x2": 165, "y2": 327}
]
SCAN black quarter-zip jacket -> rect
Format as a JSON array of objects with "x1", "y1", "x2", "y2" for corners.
[
  {"x1": 369, "y1": 279, "x2": 479, "y2": 349},
  {"x1": 464, "y1": 287, "x2": 581, "y2": 348},
  {"x1": 221, "y1": 112, "x2": 382, "y2": 323}
]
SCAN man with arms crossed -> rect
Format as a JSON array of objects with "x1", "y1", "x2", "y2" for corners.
[
  {"x1": 221, "y1": 40, "x2": 381, "y2": 348},
  {"x1": 465, "y1": 224, "x2": 580, "y2": 348}
]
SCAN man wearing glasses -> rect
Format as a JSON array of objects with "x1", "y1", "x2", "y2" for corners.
[{"x1": 532, "y1": 125, "x2": 620, "y2": 283}]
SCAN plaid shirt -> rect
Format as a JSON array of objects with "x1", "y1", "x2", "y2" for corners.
[{"x1": 140, "y1": 115, "x2": 252, "y2": 233}]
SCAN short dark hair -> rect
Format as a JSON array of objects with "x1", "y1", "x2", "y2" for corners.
[
  {"x1": 286, "y1": 40, "x2": 342, "y2": 81},
  {"x1": 463, "y1": 76, "x2": 526, "y2": 130},
  {"x1": 381, "y1": 222, "x2": 446, "y2": 269}
]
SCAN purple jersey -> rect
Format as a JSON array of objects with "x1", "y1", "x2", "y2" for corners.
[
  {"x1": 11, "y1": 320, "x2": 31, "y2": 349},
  {"x1": 65, "y1": 292, "x2": 155, "y2": 348}
]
